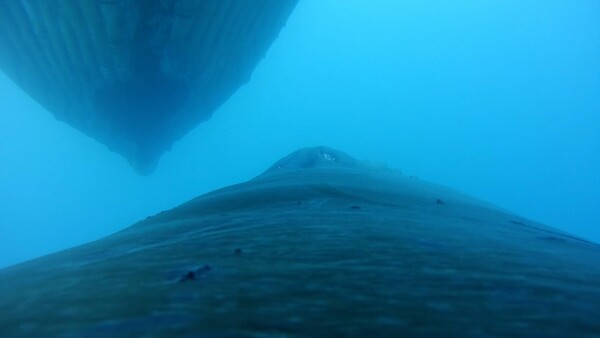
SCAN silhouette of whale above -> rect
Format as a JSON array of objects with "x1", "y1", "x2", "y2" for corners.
[
  {"x1": 1, "y1": 146, "x2": 598, "y2": 336},
  {"x1": 0, "y1": 1, "x2": 298, "y2": 174}
]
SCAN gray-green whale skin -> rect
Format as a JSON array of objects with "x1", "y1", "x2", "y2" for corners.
[{"x1": 1, "y1": 147, "x2": 599, "y2": 337}]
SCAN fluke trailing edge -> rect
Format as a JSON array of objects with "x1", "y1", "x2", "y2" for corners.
[
  {"x1": 0, "y1": 147, "x2": 599, "y2": 336},
  {"x1": 0, "y1": 1, "x2": 298, "y2": 174}
]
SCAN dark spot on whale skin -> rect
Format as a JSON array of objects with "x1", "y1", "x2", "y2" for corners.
[
  {"x1": 350, "y1": 205, "x2": 361, "y2": 210},
  {"x1": 234, "y1": 248, "x2": 242, "y2": 255},
  {"x1": 179, "y1": 265, "x2": 212, "y2": 282},
  {"x1": 179, "y1": 271, "x2": 196, "y2": 282},
  {"x1": 436, "y1": 199, "x2": 445, "y2": 205}
]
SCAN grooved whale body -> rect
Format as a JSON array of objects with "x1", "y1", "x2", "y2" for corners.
[
  {"x1": 0, "y1": 0, "x2": 298, "y2": 174},
  {"x1": 0, "y1": 147, "x2": 599, "y2": 336}
]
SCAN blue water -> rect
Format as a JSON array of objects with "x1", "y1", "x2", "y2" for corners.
[{"x1": 0, "y1": 0, "x2": 599, "y2": 269}]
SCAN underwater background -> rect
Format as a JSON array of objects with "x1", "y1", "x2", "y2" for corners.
[{"x1": 0, "y1": 0, "x2": 599, "y2": 269}]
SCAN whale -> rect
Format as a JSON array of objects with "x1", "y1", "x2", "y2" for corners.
[
  {"x1": 0, "y1": 1, "x2": 298, "y2": 174},
  {"x1": 1, "y1": 146, "x2": 599, "y2": 336}
]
